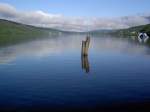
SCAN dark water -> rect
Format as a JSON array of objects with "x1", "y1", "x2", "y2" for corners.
[{"x1": 0, "y1": 34, "x2": 150, "y2": 111}]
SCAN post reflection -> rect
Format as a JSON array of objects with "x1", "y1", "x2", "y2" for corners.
[{"x1": 81, "y1": 55, "x2": 90, "y2": 73}]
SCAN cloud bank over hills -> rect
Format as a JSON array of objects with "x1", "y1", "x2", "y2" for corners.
[{"x1": 0, "y1": 3, "x2": 150, "y2": 31}]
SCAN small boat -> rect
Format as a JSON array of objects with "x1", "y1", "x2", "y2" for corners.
[{"x1": 138, "y1": 33, "x2": 149, "y2": 43}]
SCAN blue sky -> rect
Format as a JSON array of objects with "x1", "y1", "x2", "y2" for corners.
[
  {"x1": 0, "y1": 0, "x2": 150, "y2": 31},
  {"x1": 0, "y1": 0, "x2": 150, "y2": 17}
]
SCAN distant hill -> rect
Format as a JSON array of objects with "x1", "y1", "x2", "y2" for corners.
[
  {"x1": 88, "y1": 29, "x2": 116, "y2": 36},
  {"x1": 1, "y1": 18, "x2": 150, "y2": 46},
  {"x1": 89, "y1": 24, "x2": 150, "y2": 37},
  {"x1": 0, "y1": 19, "x2": 62, "y2": 35},
  {"x1": 110, "y1": 24, "x2": 150, "y2": 37},
  {"x1": 0, "y1": 19, "x2": 62, "y2": 45}
]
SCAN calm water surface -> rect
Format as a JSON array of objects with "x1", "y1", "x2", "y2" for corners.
[{"x1": 0, "y1": 34, "x2": 150, "y2": 111}]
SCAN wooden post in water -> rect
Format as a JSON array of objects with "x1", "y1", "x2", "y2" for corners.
[
  {"x1": 81, "y1": 36, "x2": 90, "y2": 73},
  {"x1": 81, "y1": 36, "x2": 90, "y2": 56}
]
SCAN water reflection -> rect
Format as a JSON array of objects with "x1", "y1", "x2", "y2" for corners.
[
  {"x1": 0, "y1": 35, "x2": 150, "y2": 64},
  {"x1": 81, "y1": 55, "x2": 90, "y2": 73},
  {"x1": 0, "y1": 35, "x2": 84, "y2": 64}
]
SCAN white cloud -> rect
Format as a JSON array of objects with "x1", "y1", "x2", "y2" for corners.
[
  {"x1": 0, "y1": 3, "x2": 150, "y2": 31},
  {"x1": 0, "y1": 3, "x2": 17, "y2": 18}
]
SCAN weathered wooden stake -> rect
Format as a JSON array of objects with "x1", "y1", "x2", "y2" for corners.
[
  {"x1": 81, "y1": 36, "x2": 90, "y2": 56},
  {"x1": 81, "y1": 36, "x2": 90, "y2": 73}
]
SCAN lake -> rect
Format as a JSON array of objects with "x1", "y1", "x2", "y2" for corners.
[{"x1": 0, "y1": 34, "x2": 150, "y2": 111}]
